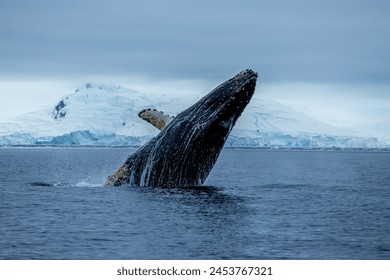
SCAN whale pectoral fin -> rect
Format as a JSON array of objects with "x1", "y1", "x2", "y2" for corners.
[
  {"x1": 104, "y1": 163, "x2": 130, "y2": 187},
  {"x1": 138, "y1": 108, "x2": 175, "y2": 131}
]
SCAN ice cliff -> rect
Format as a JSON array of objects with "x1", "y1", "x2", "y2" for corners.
[{"x1": 0, "y1": 83, "x2": 387, "y2": 148}]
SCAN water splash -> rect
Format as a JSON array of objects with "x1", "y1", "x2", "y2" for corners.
[
  {"x1": 30, "y1": 181, "x2": 102, "y2": 188},
  {"x1": 74, "y1": 181, "x2": 102, "y2": 188}
]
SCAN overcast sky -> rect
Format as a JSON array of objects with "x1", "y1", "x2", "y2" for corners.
[{"x1": 0, "y1": 0, "x2": 389, "y2": 126}]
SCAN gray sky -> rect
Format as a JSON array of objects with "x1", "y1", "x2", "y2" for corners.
[{"x1": 0, "y1": 0, "x2": 390, "y2": 126}]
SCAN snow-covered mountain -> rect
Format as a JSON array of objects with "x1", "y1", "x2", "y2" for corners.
[{"x1": 0, "y1": 83, "x2": 387, "y2": 148}]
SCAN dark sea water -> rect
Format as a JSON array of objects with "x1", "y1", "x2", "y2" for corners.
[{"x1": 0, "y1": 147, "x2": 389, "y2": 260}]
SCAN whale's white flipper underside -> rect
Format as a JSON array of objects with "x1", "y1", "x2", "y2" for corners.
[{"x1": 138, "y1": 109, "x2": 175, "y2": 131}]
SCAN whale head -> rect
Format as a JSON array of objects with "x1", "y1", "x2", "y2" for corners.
[{"x1": 176, "y1": 69, "x2": 258, "y2": 139}]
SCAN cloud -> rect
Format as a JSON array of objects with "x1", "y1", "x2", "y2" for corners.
[
  {"x1": 260, "y1": 83, "x2": 390, "y2": 128},
  {"x1": 1, "y1": 0, "x2": 389, "y2": 84}
]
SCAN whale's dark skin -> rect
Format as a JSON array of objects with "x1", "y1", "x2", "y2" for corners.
[{"x1": 105, "y1": 69, "x2": 258, "y2": 187}]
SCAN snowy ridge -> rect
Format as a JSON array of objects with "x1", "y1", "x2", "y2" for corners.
[{"x1": 0, "y1": 83, "x2": 388, "y2": 148}]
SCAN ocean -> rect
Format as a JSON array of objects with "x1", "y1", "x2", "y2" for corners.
[{"x1": 0, "y1": 147, "x2": 389, "y2": 259}]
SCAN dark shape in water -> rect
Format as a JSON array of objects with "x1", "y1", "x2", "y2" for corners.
[
  {"x1": 105, "y1": 69, "x2": 258, "y2": 187},
  {"x1": 30, "y1": 182, "x2": 55, "y2": 187}
]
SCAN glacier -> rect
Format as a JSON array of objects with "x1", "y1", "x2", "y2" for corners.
[{"x1": 0, "y1": 82, "x2": 388, "y2": 149}]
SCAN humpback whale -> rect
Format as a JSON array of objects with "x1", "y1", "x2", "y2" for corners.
[{"x1": 105, "y1": 69, "x2": 258, "y2": 187}]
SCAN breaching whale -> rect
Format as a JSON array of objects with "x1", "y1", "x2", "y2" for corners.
[{"x1": 105, "y1": 69, "x2": 258, "y2": 187}]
